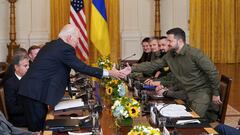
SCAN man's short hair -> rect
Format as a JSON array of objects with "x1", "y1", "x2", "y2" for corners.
[
  {"x1": 166, "y1": 28, "x2": 186, "y2": 43},
  {"x1": 141, "y1": 37, "x2": 150, "y2": 44},
  {"x1": 28, "y1": 45, "x2": 41, "y2": 54},
  {"x1": 14, "y1": 48, "x2": 27, "y2": 57},
  {"x1": 11, "y1": 54, "x2": 29, "y2": 66},
  {"x1": 149, "y1": 36, "x2": 159, "y2": 43},
  {"x1": 158, "y1": 36, "x2": 167, "y2": 40}
]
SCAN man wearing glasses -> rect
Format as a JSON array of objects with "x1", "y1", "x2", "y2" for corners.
[{"x1": 3, "y1": 54, "x2": 30, "y2": 127}]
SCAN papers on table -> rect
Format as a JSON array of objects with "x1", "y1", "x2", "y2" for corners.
[
  {"x1": 66, "y1": 87, "x2": 78, "y2": 91},
  {"x1": 156, "y1": 103, "x2": 193, "y2": 118},
  {"x1": 68, "y1": 132, "x2": 92, "y2": 135},
  {"x1": 176, "y1": 119, "x2": 201, "y2": 125},
  {"x1": 54, "y1": 98, "x2": 84, "y2": 111},
  {"x1": 70, "y1": 115, "x2": 89, "y2": 120},
  {"x1": 68, "y1": 128, "x2": 103, "y2": 135}
]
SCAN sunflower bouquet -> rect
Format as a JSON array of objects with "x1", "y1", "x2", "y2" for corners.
[
  {"x1": 111, "y1": 97, "x2": 141, "y2": 125},
  {"x1": 105, "y1": 79, "x2": 127, "y2": 98},
  {"x1": 97, "y1": 55, "x2": 112, "y2": 70},
  {"x1": 128, "y1": 125, "x2": 161, "y2": 135}
]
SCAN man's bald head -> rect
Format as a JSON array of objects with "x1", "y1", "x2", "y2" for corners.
[{"x1": 58, "y1": 24, "x2": 81, "y2": 48}]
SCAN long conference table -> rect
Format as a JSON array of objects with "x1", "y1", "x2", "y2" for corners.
[{"x1": 43, "y1": 81, "x2": 218, "y2": 135}]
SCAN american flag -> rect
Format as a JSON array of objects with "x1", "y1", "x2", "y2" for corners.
[{"x1": 70, "y1": 0, "x2": 89, "y2": 61}]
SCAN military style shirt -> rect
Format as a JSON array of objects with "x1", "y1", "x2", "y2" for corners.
[{"x1": 132, "y1": 44, "x2": 220, "y2": 96}]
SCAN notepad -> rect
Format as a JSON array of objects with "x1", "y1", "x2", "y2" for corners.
[{"x1": 54, "y1": 99, "x2": 84, "y2": 111}]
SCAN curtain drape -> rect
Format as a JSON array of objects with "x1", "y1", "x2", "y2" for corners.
[
  {"x1": 50, "y1": 0, "x2": 120, "y2": 64},
  {"x1": 189, "y1": 0, "x2": 240, "y2": 63}
]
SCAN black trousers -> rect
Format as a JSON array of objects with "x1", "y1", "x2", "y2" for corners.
[{"x1": 19, "y1": 95, "x2": 48, "y2": 132}]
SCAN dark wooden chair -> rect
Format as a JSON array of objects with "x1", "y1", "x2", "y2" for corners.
[
  {"x1": 218, "y1": 74, "x2": 232, "y2": 123},
  {"x1": 0, "y1": 87, "x2": 8, "y2": 119}
]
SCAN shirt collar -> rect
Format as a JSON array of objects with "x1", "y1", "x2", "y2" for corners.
[
  {"x1": 15, "y1": 72, "x2": 22, "y2": 80},
  {"x1": 178, "y1": 44, "x2": 188, "y2": 55}
]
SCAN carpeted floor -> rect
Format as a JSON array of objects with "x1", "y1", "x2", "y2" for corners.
[{"x1": 224, "y1": 105, "x2": 240, "y2": 127}]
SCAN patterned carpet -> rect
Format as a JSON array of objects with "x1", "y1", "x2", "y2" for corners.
[{"x1": 224, "y1": 105, "x2": 240, "y2": 127}]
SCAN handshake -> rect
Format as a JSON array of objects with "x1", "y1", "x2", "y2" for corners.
[{"x1": 108, "y1": 63, "x2": 132, "y2": 79}]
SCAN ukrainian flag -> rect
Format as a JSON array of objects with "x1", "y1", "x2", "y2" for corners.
[{"x1": 90, "y1": 0, "x2": 110, "y2": 56}]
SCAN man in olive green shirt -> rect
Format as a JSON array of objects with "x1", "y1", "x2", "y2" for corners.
[{"x1": 121, "y1": 28, "x2": 222, "y2": 119}]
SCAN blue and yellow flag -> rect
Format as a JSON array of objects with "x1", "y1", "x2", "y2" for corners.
[{"x1": 90, "y1": 0, "x2": 110, "y2": 56}]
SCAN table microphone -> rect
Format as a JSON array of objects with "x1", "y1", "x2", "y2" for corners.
[
  {"x1": 119, "y1": 53, "x2": 136, "y2": 69},
  {"x1": 121, "y1": 53, "x2": 136, "y2": 62}
]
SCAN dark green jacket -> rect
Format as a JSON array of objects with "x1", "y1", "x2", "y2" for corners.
[{"x1": 132, "y1": 44, "x2": 220, "y2": 96}]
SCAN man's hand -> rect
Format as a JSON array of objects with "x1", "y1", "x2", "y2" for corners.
[
  {"x1": 155, "y1": 85, "x2": 166, "y2": 96},
  {"x1": 144, "y1": 79, "x2": 161, "y2": 86},
  {"x1": 109, "y1": 64, "x2": 126, "y2": 79},
  {"x1": 212, "y1": 95, "x2": 222, "y2": 105},
  {"x1": 144, "y1": 78, "x2": 153, "y2": 85},
  {"x1": 119, "y1": 63, "x2": 132, "y2": 75}
]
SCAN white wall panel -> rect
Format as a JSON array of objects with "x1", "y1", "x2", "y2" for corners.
[
  {"x1": 120, "y1": 0, "x2": 189, "y2": 60},
  {"x1": 0, "y1": 0, "x2": 50, "y2": 62}
]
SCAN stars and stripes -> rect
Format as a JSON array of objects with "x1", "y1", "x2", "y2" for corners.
[{"x1": 70, "y1": 0, "x2": 89, "y2": 61}]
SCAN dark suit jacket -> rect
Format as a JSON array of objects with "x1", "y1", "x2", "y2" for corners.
[
  {"x1": 18, "y1": 38, "x2": 103, "y2": 106},
  {"x1": 3, "y1": 74, "x2": 27, "y2": 127}
]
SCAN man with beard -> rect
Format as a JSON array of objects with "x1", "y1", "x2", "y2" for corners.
[{"x1": 121, "y1": 28, "x2": 222, "y2": 121}]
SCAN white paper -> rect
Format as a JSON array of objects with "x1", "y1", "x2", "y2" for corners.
[
  {"x1": 176, "y1": 119, "x2": 201, "y2": 125},
  {"x1": 70, "y1": 115, "x2": 89, "y2": 120},
  {"x1": 54, "y1": 98, "x2": 84, "y2": 111},
  {"x1": 66, "y1": 87, "x2": 78, "y2": 91},
  {"x1": 156, "y1": 104, "x2": 193, "y2": 118},
  {"x1": 68, "y1": 132, "x2": 92, "y2": 135}
]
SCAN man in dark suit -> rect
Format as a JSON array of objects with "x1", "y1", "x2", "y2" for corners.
[
  {"x1": 3, "y1": 54, "x2": 29, "y2": 127},
  {"x1": 1, "y1": 48, "x2": 27, "y2": 86},
  {"x1": 28, "y1": 45, "x2": 41, "y2": 64},
  {"x1": 18, "y1": 24, "x2": 126, "y2": 131}
]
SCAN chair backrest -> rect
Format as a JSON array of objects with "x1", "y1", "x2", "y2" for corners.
[
  {"x1": 218, "y1": 74, "x2": 232, "y2": 123},
  {"x1": 0, "y1": 87, "x2": 8, "y2": 120}
]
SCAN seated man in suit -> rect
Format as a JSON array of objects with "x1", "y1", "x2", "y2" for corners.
[
  {"x1": 1, "y1": 48, "x2": 27, "y2": 86},
  {"x1": 3, "y1": 54, "x2": 29, "y2": 127},
  {"x1": 215, "y1": 121, "x2": 240, "y2": 135},
  {"x1": 28, "y1": 45, "x2": 41, "y2": 64},
  {"x1": 0, "y1": 111, "x2": 39, "y2": 135}
]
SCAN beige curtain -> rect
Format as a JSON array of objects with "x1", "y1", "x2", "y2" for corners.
[
  {"x1": 50, "y1": 0, "x2": 120, "y2": 64},
  {"x1": 189, "y1": 0, "x2": 240, "y2": 63},
  {"x1": 50, "y1": 0, "x2": 70, "y2": 40}
]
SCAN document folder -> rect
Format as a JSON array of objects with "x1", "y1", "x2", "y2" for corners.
[{"x1": 45, "y1": 119, "x2": 80, "y2": 132}]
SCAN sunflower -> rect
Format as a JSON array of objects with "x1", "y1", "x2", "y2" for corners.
[
  {"x1": 113, "y1": 79, "x2": 118, "y2": 84},
  {"x1": 134, "y1": 131, "x2": 143, "y2": 135},
  {"x1": 128, "y1": 107, "x2": 139, "y2": 118},
  {"x1": 126, "y1": 102, "x2": 132, "y2": 107},
  {"x1": 106, "y1": 87, "x2": 113, "y2": 95},
  {"x1": 150, "y1": 130, "x2": 161, "y2": 135}
]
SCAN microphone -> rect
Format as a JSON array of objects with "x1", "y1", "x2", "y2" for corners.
[
  {"x1": 153, "y1": 107, "x2": 160, "y2": 126},
  {"x1": 121, "y1": 53, "x2": 136, "y2": 62},
  {"x1": 118, "y1": 53, "x2": 136, "y2": 69}
]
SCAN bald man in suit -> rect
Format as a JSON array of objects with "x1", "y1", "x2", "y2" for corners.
[{"x1": 18, "y1": 24, "x2": 126, "y2": 131}]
